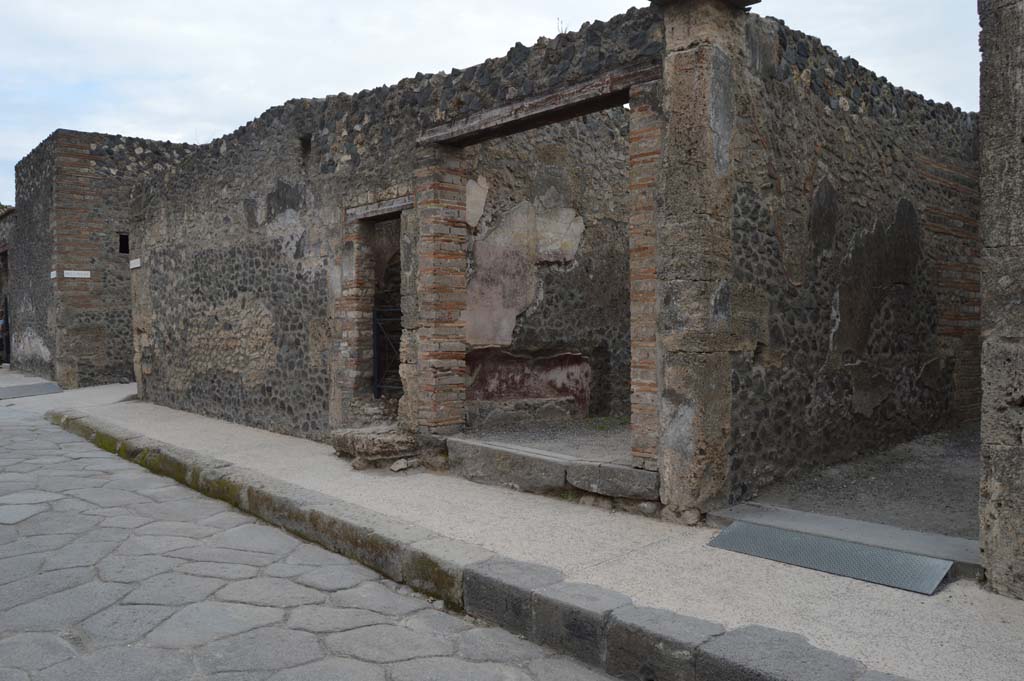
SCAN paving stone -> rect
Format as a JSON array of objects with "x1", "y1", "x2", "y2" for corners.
[
  {"x1": 0, "y1": 567, "x2": 94, "y2": 611},
  {"x1": 529, "y1": 657, "x2": 612, "y2": 681},
  {"x1": 0, "y1": 554, "x2": 45, "y2": 586},
  {"x1": 262, "y1": 562, "x2": 314, "y2": 578},
  {"x1": 216, "y1": 577, "x2": 326, "y2": 607},
  {"x1": 606, "y1": 605, "x2": 724, "y2": 681},
  {"x1": 66, "y1": 487, "x2": 151, "y2": 507},
  {"x1": 117, "y1": 535, "x2": 200, "y2": 555},
  {"x1": 267, "y1": 659, "x2": 385, "y2": 681},
  {"x1": 135, "y1": 499, "x2": 230, "y2": 522},
  {"x1": 388, "y1": 657, "x2": 534, "y2": 681},
  {"x1": 463, "y1": 558, "x2": 564, "y2": 636},
  {"x1": 176, "y1": 561, "x2": 260, "y2": 579},
  {"x1": 79, "y1": 527, "x2": 131, "y2": 542},
  {"x1": 330, "y1": 582, "x2": 429, "y2": 616},
  {"x1": 135, "y1": 520, "x2": 219, "y2": 538},
  {"x1": 325, "y1": 624, "x2": 455, "y2": 662},
  {"x1": 147, "y1": 601, "x2": 284, "y2": 647},
  {"x1": 0, "y1": 633, "x2": 77, "y2": 670},
  {"x1": 402, "y1": 609, "x2": 475, "y2": 636},
  {"x1": 214, "y1": 525, "x2": 300, "y2": 555},
  {"x1": 295, "y1": 564, "x2": 379, "y2": 591},
  {"x1": 0, "y1": 526, "x2": 16, "y2": 545},
  {"x1": 0, "y1": 533, "x2": 75, "y2": 558},
  {"x1": 43, "y1": 540, "x2": 119, "y2": 570},
  {"x1": 0, "y1": 490, "x2": 63, "y2": 504},
  {"x1": 50, "y1": 499, "x2": 102, "y2": 513},
  {"x1": 0, "y1": 581, "x2": 132, "y2": 632},
  {"x1": 530, "y1": 581, "x2": 632, "y2": 665},
  {"x1": 695, "y1": 626, "x2": 866, "y2": 681},
  {"x1": 198, "y1": 627, "x2": 324, "y2": 672},
  {"x1": 0, "y1": 505, "x2": 46, "y2": 524},
  {"x1": 97, "y1": 554, "x2": 183, "y2": 582},
  {"x1": 81, "y1": 605, "x2": 177, "y2": 645},
  {"x1": 168, "y1": 546, "x2": 279, "y2": 567},
  {"x1": 457, "y1": 627, "x2": 547, "y2": 663},
  {"x1": 43, "y1": 647, "x2": 195, "y2": 681},
  {"x1": 0, "y1": 669, "x2": 28, "y2": 681},
  {"x1": 208, "y1": 673, "x2": 271, "y2": 681},
  {"x1": 14, "y1": 511, "x2": 102, "y2": 535},
  {"x1": 287, "y1": 605, "x2": 390, "y2": 633},
  {"x1": 100, "y1": 515, "x2": 152, "y2": 529},
  {"x1": 125, "y1": 572, "x2": 226, "y2": 605},
  {"x1": 201, "y1": 511, "x2": 255, "y2": 530},
  {"x1": 285, "y1": 544, "x2": 353, "y2": 566}
]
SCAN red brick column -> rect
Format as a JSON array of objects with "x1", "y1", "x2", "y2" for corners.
[
  {"x1": 331, "y1": 220, "x2": 376, "y2": 427},
  {"x1": 403, "y1": 146, "x2": 470, "y2": 435},
  {"x1": 628, "y1": 82, "x2": 665, "y2": 470}
]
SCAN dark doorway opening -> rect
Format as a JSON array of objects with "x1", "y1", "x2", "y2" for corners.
[{"x1": 372, "y1": 251, "x2": 402, "y2": 399}]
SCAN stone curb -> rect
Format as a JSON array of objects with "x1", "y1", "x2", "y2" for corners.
[{"x1": 47, "y1": 408, "x2": 916, "y2": 681}]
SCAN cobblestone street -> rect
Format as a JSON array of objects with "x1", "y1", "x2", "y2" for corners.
[{"x1": 0, "y1": 407, "x2": 612, "y2": 681}]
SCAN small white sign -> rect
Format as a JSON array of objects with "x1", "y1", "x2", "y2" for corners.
[
  {"x1": 49, "y1": 271, "x2": 57, "y2": 279},
  {"x1": 129, "y1": 258, "x2": 142, "y2": 270},
  {"x1": 63, "y1": 270, "x2": 91, "y2": 279}
]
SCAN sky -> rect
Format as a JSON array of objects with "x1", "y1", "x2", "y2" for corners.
[{"x1": 0, "y1": 0, "x2": 981, "y2": 207}]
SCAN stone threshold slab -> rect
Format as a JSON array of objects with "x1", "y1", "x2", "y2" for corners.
[
  {"x1": 708, "y1": 503, "x2": 981, "y2": 579},
  {"x1": 47, "y1": 408, "x2": 913, "y2": 681},
  {"x1": 447, "y1": 437, "x2": 659, "y2": 502}
]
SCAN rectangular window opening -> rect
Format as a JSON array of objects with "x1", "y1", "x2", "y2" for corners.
[{"x1": 118, "y1": 233, "x2": 130, "y2": 254}]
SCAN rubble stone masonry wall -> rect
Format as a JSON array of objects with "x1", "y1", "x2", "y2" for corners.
[
  {"x1": 653, "y1": 2, "x2": 981, "y2": 514},
  {"x1": 12, "y1": 131, "x2": 193, "y2": 387},
  {"x1": 130, "y1": 7, "x2": 654, "y2": 439}
]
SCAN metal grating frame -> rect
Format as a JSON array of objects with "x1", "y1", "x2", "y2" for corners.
[{"x1": 709, "y1": 521, "x2": 953, "y2": 595}]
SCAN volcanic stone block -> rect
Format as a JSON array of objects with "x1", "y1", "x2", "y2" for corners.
[
  {"x1": 463, "y1": 559, "x2": 564, "y2": 636},
  {"x1": 529, "y1": 582, "x2": 632, "y2": 666},
  {"x1": 695, "y1": 626, "x2": 865, "y2": 681},
  {"x1": 607, "y1": 605, "x2": 724, "y2": 681}
]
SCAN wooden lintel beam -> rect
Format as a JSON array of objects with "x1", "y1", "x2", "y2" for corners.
[
  {"x1": 418, "y1": 62, "x2": 662, "y2": 148},
  {"x1": 346, "y1": 194, "x2": 415, "y2": 224}
]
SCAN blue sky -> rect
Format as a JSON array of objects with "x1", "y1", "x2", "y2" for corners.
[{"x1": 0, "y1": 1, "x2": 981, "y2": 206}]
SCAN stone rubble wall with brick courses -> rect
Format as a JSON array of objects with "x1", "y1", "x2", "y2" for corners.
[
  {"x1": 978, "y1": 0, "x2": 1024, "y2": 600},
  {"x1": 131, "y1": 12, "x2": 641, "y2": 440},
  {"x1": 11, "y1": 130, "x2": 194, "y2": 388},
  {"x1": 656, "y1": 5, "x2": 982, "y2": 513}
]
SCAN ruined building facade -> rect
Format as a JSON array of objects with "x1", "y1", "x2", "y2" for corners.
[{"x1": 6, "y1": 0, "x2": 1019, "y2": 596}]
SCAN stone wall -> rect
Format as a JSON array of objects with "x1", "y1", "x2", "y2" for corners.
[
  {"x1": 978, "y1": 0, "x2": 1024, "y2": 599},
  {"x1": 132, "y1": 90, "x2": 629, "y2": 440},
  {"x1": 11, "y1": 130, "x2": 193, "y2": 387},
  {"x1": 0, "y1": 208, "x2": 13, "y2": 363},
  {"x1": 11, "y1": 138, "x2": 58, "y2": 379},
  {"x1": 654, "y1": 2, "x2": 981, "y2": 514}
]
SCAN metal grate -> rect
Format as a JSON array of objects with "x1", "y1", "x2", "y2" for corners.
[{"x1": 709, "y1": 521, "x2": 953, "y2": 595}]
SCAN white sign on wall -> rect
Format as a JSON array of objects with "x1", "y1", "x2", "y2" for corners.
[
  {"x1": 129, "y1": 258, "x2": 142, "y2": 270},
  {"x1": 62, "y1": 270, "x2": 91, "y2": 279},
  {"x1": 49, "y1": 271, "x2": 57, "y2": 279}
]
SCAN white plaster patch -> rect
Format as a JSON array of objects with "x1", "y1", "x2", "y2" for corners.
[
  {"x1": 465, "y1": 191, "x2": 586, "y2": 347},
  {"x1": 12, "y1": 328, "x2": 52, "y2": 363},
  {"x1": 466, "y1": 176, "x2": 490, "y2": 229}
]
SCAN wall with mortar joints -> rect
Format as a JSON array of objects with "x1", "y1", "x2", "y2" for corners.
[
  {"x1": 49, "y1": 130, "x2": 195, "y2": 388},
  {"x1": 132, "y1": 79, "x2": 631, "y2": 441},
  {"x1": 719, "y1": 12, "x2": 981, "y2": 504}
]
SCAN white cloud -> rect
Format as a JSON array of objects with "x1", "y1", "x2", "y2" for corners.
[{"x1": 0, "y1": 1, "x2": 980, "y2": 205}]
